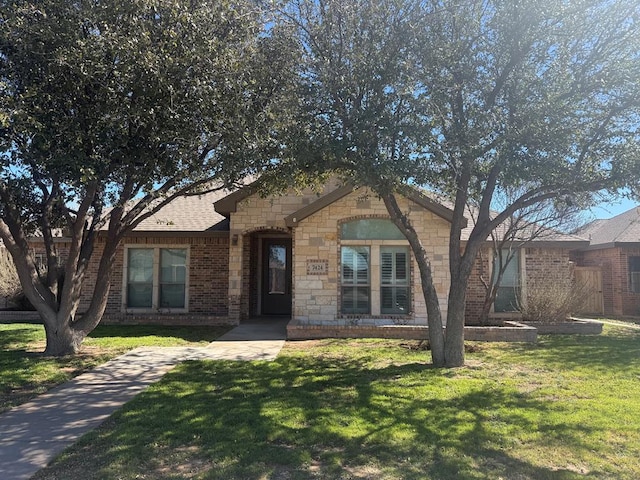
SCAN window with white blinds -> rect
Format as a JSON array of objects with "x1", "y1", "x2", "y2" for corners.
[
  {"x1": 341, "y1": 246, "x2": 370, "y2": 314},
  {"x1": 380, "y1": 247, "x2": 410, "y2": 314}
]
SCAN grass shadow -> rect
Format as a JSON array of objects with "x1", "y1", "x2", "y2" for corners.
[{"x1": 36, "y1": 354, "x2": 613, "y2": 479}]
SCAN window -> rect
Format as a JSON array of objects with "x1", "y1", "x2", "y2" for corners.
[
  {"x1": 630, "y1": 257, "x2": 640, "y2": 293},
  {"x1": 493, "y1": 249, "x2": 521, "y2": 312},
  {"x1": 341, "y1": 246, "x2": 370, "y2": 314},
  {"x1": 340, "y1": 218, "x2": 413, "y2": 316},
  {"x1": 341, "y1": 219, "x2": 405, "y2": 240},
  {"x1": 126, "y1": 247, "x2": 188, "y2": 310},
  {"x1": 127, "y1": 249, "x2": 154, "y2": 308},
  {"x1": 381, "y1": 247, "x2": 410, "y2": 314},
  {"x1": 268, "y1": 244, "x2": 287, "y2": 294},
  {"x1": 159, "y1": 249, "x2": 187, "y2": 308}
]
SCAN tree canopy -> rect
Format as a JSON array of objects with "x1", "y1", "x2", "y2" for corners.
[
  {"x1": 281, "y1": 0, "x2": 640, "y2": 366},
  {"x1": 0, "y1": 0, "x2": 296, "y2": 354}
]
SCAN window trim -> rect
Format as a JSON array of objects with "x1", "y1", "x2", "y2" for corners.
[{"x1": 122, "y1": 245, "x2": 190, "y2": 313}]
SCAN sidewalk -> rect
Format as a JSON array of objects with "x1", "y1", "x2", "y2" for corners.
[{"x1": 0, "y1": 320, "x2": 287, "y2": 480}]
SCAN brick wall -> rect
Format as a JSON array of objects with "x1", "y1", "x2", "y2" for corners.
[
  {"x1": 465, "y1": 246, "x2": 575, "y2": 324},
  {"x1": 577, "y1": 246, "x2": 640, "y2": 316},
  {"x1": 465, "y1": 249, "x2": 491, "y2": 325},
  {"x1": 620, "y1": 247, "x2": 640, "y2": 315},
  {"x1": 78, "y1": 235, "x2": 230, "y2": 321},
  {"x1": 524, "y1": 247, "x2": 574, "y2": 286}
]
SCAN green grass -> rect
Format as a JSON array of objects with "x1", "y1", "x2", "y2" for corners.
[
  {"x1": 0, "y1": 323, "x2": 229, "y2": 412},
  {"x1": 32, "y1": 324, "x2": 640, "y2": 480}
]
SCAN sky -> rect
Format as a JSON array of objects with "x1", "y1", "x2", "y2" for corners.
[{"x1": 590, "y1": 197, "x2": 640, "y2": 220}]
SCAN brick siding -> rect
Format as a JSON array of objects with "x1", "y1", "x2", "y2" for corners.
[
  {"x1": 465, "y1": 246, "x2": 576, "y2": 324},
  {"x1": 576, "y1": 246, "x2": 640, "y2": 316},
  {"x1": 32, "y1": 235, "x2": 232, "y2": 325}
]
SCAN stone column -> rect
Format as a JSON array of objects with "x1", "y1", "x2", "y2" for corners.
[{"x1": 227, "y1": 230, "x2": 243, "y2": 324}]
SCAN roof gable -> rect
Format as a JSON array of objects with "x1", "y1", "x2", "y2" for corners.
[{"x1": 284, "y1": 185, "x2": 460, "y2": 227}]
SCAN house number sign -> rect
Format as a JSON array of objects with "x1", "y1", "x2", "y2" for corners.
[{"x1": 306, "y1": 259, "x2": 329, "y2": 275}]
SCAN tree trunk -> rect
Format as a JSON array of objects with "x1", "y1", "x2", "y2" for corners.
[
  {"x1": 380, "y1": 192, "x2": 445, "y2": 366},
  {"x1": 444, "y1": 278, "x2": 467, "y2": 367},
  {"x1": 420, "y1": 274, "x2": 446, "y2": 367},
  {"x1": 445, "y1": 239, "x2": 482, "y2": 367},
  {"x1": 42, "y1": 315, "x2": 87, "y2": 356},
  {"x1": 479, "y1": 292, "x2": 495, "y2": 326},
  {"x1": 35, "y1": 231, "x2": 120, "y2": 356},
  {"x1": 74, "y1": 236, "x2": 120, "y2": 334}
]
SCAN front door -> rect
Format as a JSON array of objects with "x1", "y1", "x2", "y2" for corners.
[{"x1": 261, "y1": 238, "x2": 292, "y2": 315}]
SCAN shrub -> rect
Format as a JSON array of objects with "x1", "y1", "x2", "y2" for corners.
[
  {"x1": 518, "y1": 276, "x2": 589, "y2": 323},
  {"x1": 0, "y1": 248, "x2": 22, "y2": 303},
  {"x1": 0, "y1": 248, "x2": 36, "y2": 310}
]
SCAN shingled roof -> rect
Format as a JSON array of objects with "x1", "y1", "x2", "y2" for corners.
[
  {"x1": 123, "y1": 180, "x2": 590, "y2": 246},
  {"x1": 577, "y1": 206, "x2": 640, "y2": 246},
  {"x1": 131, "y1": 189, "x2": 229, "y2": 232}
]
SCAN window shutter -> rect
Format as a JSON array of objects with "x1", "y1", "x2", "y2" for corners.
[{"x1": 381, "y1": 251, "x2": 393, "y2": 284}]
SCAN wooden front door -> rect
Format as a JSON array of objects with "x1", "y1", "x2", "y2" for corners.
[
  {"x1": 261, "y1": 238, "x2": 292, "y2": 315},
  {"x1": 574, "y1": 266, "x2": 604, "y2": 315}
]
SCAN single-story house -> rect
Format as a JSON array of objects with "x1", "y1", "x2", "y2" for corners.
[
  {"x1": 30, "y1": 181, "x2": 594, "y2": 331},
  {"x1": 572, "y1": 207, "x2": 640, "y2": 317},
  {"x1": 34, "y1": 183, "x2": 640, "y2": 334}
]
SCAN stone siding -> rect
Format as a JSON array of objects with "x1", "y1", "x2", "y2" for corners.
[
  {"x1": 226, "y1": 185, "x2": 336, "y2": 321},
  {"x1": 291, "y1": 189, "x2": 450, "y2": 325},
  {"x1": 228, "y1": 186, "x2": 451, "y2": 326}
]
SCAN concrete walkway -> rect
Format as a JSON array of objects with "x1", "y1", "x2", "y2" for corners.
[{"x1": 0, "y1": 319, "x2": 288, "y2": 480}]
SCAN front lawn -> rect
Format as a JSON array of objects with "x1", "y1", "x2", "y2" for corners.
[
  {"x1": 0, "y1": 323, "x2": 229, "y2": 412},
  {"x1": 33, "y1": 325, "x2": 640, "y2": 480}
]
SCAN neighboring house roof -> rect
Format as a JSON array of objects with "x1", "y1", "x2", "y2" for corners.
[
  {"x1": 577, "y1": 206, "x2": 640, "y2": 247},
  {"x1": 459, "y1": 213, "x2": 588, "y2": 246}
]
